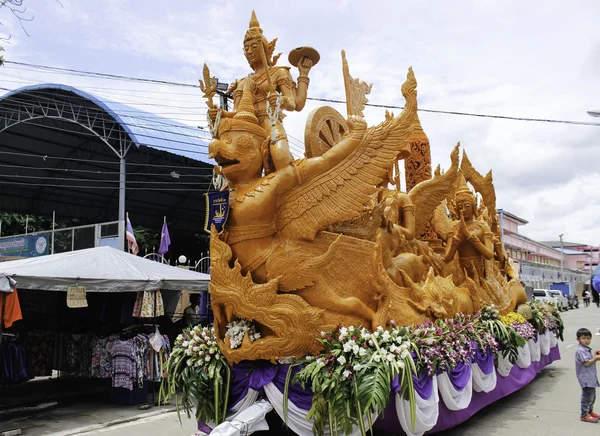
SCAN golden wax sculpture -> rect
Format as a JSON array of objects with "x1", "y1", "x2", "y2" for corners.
[{"x1": 204, "y1": 11, "x2": 528, "y2": 364}]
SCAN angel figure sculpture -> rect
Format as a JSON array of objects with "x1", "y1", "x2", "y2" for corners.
[
  {"x1": 444, "y1": 174, "x2": 494, "y2": 280},
  {"x1": 208, "y1": 11, "x2": 316, "y2": 174}
]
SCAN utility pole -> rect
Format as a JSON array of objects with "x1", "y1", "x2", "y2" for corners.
[
  {"x1": 559, "y1": 233, "x2": 564, "y2": 281},
  {"x1": 216, "y1": 80, "x2": 230, "y2": 111}
]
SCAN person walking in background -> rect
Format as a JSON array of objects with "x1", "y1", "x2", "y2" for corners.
[
  {"x1": 593, "y1": 276, "x2": 600, "y2": 308},
  {"x1": 575, "y1": 328, "x2": 600, "y2": 423},
  {"x1": 584, "y1": 290, "x2": 591, "y2": 307}
]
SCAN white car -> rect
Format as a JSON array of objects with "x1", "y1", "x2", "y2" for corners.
[
  {"x1": 532, "y1": 289, "x2": 559, "y2": 310},
  {"x1": 549, "y1": 290, "x2": 569, "y2": 312}
]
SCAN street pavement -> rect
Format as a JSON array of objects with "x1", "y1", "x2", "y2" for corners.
[{"x1": 4, "y1": 305, "x2": 600, "y2": 435}]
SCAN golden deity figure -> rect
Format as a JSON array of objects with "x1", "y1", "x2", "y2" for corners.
[
  {"x1": 444, "y1": 174, "x2": 494, "y2": 280},
  {"x1": 203, "y1": 13, "x2": 528, "y2": 364},
  {"x1": 207, "y1": 11, "x2": 317, "y2": 173}
]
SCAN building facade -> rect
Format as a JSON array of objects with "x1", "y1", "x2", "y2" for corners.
[{"x1": 497, "y1": 210, "x2": 589, "y2": 290}]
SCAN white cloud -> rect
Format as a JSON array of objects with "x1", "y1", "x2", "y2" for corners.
[{"x1": 1, "y1": 0, "x2": 600, "y2": 244}]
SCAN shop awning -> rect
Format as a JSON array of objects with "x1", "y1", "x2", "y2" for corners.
[{"x1": 0, "y1": 246, "x2": 210, "y2": 292}]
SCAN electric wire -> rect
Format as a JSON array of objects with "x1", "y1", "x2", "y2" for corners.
[{"x1": 4, "y1": 60, "x2": 600, "y2": 127}]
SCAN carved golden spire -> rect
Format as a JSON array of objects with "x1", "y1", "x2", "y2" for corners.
[
  {"x1": 455, "y1": 173, "x2": 475, "y2": 204},
  {"x1": 409, "y1": 113, "x2": 429, "y2": 143},
  {"x1": 245, "y1": 10, "x2": 265, "y2": 42},
  {"x1": 249, "y1": 10, "x2": 260, "y2": 29},
  {"x1": 234, "y1": 80, "x2": 258, "y2": 124}
]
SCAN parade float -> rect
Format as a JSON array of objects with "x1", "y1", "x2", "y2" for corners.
[{"x1": 161, "y1": 11, "x2": 563, "y2": 436}]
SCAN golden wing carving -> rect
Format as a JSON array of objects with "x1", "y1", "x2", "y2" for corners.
[
  {"x1": 276, "y1": 68, "x2": 418, "y2": 241},
  {"x1": 432, "y1": 201, "x2": 454, "y2": 241},
  {"x1": 408, "y1": 144, "x2": 460, "y2": 237},
  {"x1": 266, "y1": 235, "x2": 343, "y2": 291},
  {"x1": 461, "y1": 151, "x2": 498, "y2": 231}
]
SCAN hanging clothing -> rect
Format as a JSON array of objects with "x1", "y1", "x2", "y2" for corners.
[
  {"x1": 132, "y1": 291, "x2": 165, "y2": 318},
  {"x1": 0, "y1": 289, "x2": 23, "y2": 328},
  {"x1": 27, "y1": 330, "x2": 55, "y2": 377},
  {"x1": 109, "y1": 339, "x2": 138, "y2": 391},
  {"x1": 0, "y1": 341, "x2": 32, "y2": 385},
  {"x1": 91, "y1": 335, "x2": 117, "y2": 379}
]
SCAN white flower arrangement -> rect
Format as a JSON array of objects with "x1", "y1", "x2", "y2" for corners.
[{"x1": 225, "y1": 318, "x2": 261, "y2": 349}]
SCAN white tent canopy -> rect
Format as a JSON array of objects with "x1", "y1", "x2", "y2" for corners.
[{"x1": 0, "y1": 246, "x2": 210, "y2": 292}]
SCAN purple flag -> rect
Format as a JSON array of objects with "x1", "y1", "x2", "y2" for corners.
[{"x1": 158, "y1": 219, "x2": 171, "y2": 255}]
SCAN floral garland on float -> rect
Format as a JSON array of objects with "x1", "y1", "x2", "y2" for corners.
[{"x1": 160, "y1": 302, "x2": 563, "y2": 435}]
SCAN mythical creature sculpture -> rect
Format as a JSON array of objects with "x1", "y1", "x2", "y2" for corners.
[{"x1": 203, "y1": 17, "x2": 527, "y2": 364}]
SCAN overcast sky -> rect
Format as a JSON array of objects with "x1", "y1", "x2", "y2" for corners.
[{"x1": 1, "y1": 0, "x2": 600, "y2": 244}]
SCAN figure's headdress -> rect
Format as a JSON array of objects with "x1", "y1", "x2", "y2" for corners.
[
  {"x1": 455, "y1": 173, "x2": 475, "y2": 204},
  {"x1": 243, "y1": 10, "x2": 281, "y2": 66}
]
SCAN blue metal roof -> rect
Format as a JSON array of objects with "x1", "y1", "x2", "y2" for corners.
[{"x1": 0, "y1": 84, "x2": 214, "y2": 165}]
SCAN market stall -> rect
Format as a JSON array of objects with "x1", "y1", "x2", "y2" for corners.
[{"x1": 0, "y1": 246, "x2": 211, "y2": 409}]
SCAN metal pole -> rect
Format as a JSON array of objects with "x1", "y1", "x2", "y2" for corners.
[
  {"x1": 118, "y1": 156, "x2": 126, "y2": 251},
  {"x1": 559, "y1": 233, "x2": 564, "y2": 280},
  {"x1": 25, "y1": 216, "x2": 29, "y2": 235},
  {"x1": 51, "y1": 211, "x2": 55, "y2": 255}
]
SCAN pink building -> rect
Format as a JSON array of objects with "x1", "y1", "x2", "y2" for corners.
[{"x1": 497, "y1": 210, "x2": 589, "y2": 288}]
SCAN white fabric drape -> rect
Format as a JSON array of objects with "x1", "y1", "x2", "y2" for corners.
[
  {"x1": 496, "y1": 353, "x2": 514, "y2": 377},
  {"x1": 472, "y1": 361, "x2": 497, "y2": 393},
  {"x1": 210, "y1": 400, "x2": 273, "y2": 436},
  {"x1": 396, "y1": 375, "x2": 439, "y2": 436},
  {"x1": 437, "y1": 365, "x2": 472, "y2": 411},
  {"x1": 539, "y1": 331, "x2": 551, "y2": 356},
  {"x1": 263, "y1": 382, "x2": 377, "y2": 436},
  {"x1": 550, "y1": 331, "x2": 558, "y2": 348},
  {"x1": 516, "y1": 344, "x2": 531, "y2": 369},
  {"x1": 203, "y1": 389, "x2": 260, "y2": 431},
  {"x1": 529, "y1": 338, "x2": 541, "y2": 362}
]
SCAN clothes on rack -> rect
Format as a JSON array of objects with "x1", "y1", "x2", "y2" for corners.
[
  {"x1": 2, "y1": 328, "x2": 171, "y2": 389},
  {"x1": 132, "y1": 291, "x2": 165, "y2": 318},
  {"x1": 0, "y1": 338, "x2": 32, "y2": 385},
  {"x1": 109, "y1": 338, "x2": 139, "y2": 391},
  {"x1": 27, "y1": 330, "x2": 54, "y2": 377},
  {"x1": 0, "y1": 289, "x2": 22, "y2": 328},
  {"x1": 91, "y1": 335, "x2": 117, "y2": 379},
  {"x1": 108, "y1": 333, "x2": 171, "y2": 391}
]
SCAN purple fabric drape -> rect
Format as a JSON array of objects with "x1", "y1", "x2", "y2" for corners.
[
  {"x1": 447, "y1": 361, "x2": 471, "y2": 391},
  {"x1": 224, "y1": 361, "x2": 314, "y2": 412},
  {"x1": 201, "y1": 344, "x2": 561, "y2": 434},
  {"x1": 271, "y1": 364, "x2": 314, "y2": 411},
  {"x1": 473, "y1": 347, "x2": 494, "y2": 375},
  {"x1": 374, "y1": 345, "x2": 561, "y2": 435},
  {"x1": 392, "y1": 371, "x2": 434, "y2": 400}
]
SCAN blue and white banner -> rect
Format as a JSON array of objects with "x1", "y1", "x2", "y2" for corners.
[
  {"x1": 204, "y1": 191, "x2": 230, "y2": 234},
  {"x1": 0, "y1": 234, "x2": 49, "y2": 258}
]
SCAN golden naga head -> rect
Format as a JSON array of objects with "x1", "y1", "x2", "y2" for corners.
[
  {"x1": 208, "y1": 82, "x2": 268, "y2": 184},
  {"x1": 243, "y1": 10, "x2": 280, "y2": 67}
]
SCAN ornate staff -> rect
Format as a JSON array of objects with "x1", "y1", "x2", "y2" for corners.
[
  {"x1": 258, "y1": 43, "x2": 281, "y2": 144},
  {"x1": 199, "y1": 63, "x2": 220, "y2": 137}
]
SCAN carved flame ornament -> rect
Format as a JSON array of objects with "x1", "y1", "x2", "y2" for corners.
[{"x1": 204, "y1": 11, "x2": 528, "y2": 364}]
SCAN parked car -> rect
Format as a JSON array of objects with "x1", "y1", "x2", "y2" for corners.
[
  {"x1": 568, "y1": 295, "x2": 579, "y2": 309},
  {"x1": 532, "y1": 289, "x2": 561, "y2": 310},
  {"x1": 549, "y1": 290, "x2": 569, "y2": 311}
]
